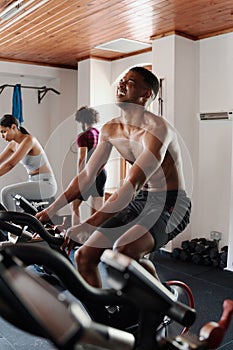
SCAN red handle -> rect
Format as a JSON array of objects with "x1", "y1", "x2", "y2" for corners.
[
  {"x1": 199, "y1": 299, "x2": 233, "y2": 349},
  {"x1": 219, "y1": 299, "x2": 233, "y2": 329}
]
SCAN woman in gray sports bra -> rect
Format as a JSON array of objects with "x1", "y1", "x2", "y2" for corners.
[{"x1": 0, "y1": 114, "x2": 57, "y2": 211}]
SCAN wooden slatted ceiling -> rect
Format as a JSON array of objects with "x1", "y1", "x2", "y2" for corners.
[{"x1": 0, "y1": 0, "x2": 232, "y2": 69}]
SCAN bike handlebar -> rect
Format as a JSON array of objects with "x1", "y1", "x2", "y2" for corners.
[
  {"x1": 3, "y1": 243, "x2": 129, "y2": 306},
  {"x1": 0, "y1": 219, "x2": 23, "y2": 236},
  {"x1": 4, "y1": 243, "x2": 195, "y2": 329},
  {"x1": 0, "y1": 250, "x2": 135, "y2": 350},
  {"x1": 0, "y1": 211, "x2": 63, "y2": 246}
]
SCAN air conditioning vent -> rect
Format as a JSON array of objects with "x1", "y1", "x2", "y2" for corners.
[{"x1": 199, "y1": 111, "x2": 233, "y2": 121}]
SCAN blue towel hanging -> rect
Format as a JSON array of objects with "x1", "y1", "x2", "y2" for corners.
[{"x1": 12, "y1": 84, "x2": 24, "y2": 125}]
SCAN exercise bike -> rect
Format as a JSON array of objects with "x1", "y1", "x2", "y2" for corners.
[
  {"x1": 0, "y1": 244, "x2": 232, "y2": 350},
  {"x1": 0, "y1": 210, "x2": 195, "y2": 337},
  {"x1": 0, "y1": 195, "x2": 68, "y2": 250}
]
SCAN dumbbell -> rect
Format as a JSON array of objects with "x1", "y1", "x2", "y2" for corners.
[
  {"x1": 195, "y1": 240, "x2": 218, "y2": 254},
  {"x1": 188, "y1": 239, "x2": 200, "y2": 252},
  {"x1": 209, "y1": 247, "x2": 219, "y2": 259},
  {"x1": 171, "y1": 248, "x2": 182, "y2": 259},
  {"x1": 181, "y1": 238, "x2": 200, "y2": 253},
  {"x1": 191, "y1": 252, "x2": 213, "y2": 266},
  {"x1": 180, "y1": 250, "x2": 192, "y2": 262},
  {"x1": 191, "y1": 253, "x2": 203, "y2": 265},
  {"x1": 211, "y1": 255, "x2": 220, "y2": 267},
  {"x1": 181, "y1": 240, "x2": 190, "y2": 251}
]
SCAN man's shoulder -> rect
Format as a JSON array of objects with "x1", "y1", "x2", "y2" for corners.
[
  {"x1": 145, "y1": 110, "x2": 165, "y2": 122},
  {"x1": 106, "y1": 116, "x2": 122, "y2": 124},
  {"x1": 103, "y1": 116, "x2": 122, "y2": 129},
  {"x1": 144, "y1": 111, "x2": 170, "y2": 130},
  {"x1": 143, "y1": 112, "x2": 176, "y2": 143},
  {"x1": 99, "y1": 117, "x2": 122, "y2": 140}
]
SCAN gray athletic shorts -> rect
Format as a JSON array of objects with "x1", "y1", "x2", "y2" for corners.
[{"x1": 97, "y1": 190, "x2": 191, "y2": 249}]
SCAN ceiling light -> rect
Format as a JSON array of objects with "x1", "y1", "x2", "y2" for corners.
[
  {"x1": 0, "y1": 0, "x2": 49, "y2": 31},
  {"x1": 95, "y1": 38, "x2": 151, "y2": 53}
]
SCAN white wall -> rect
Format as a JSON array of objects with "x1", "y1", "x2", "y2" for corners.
[
  {"x1": 0, "y1": 61, "x2": 77, "y2": 214},
  {"x1": 197, "y1": 33, "x2": 233, "y2": 269},
  {"x1": 195, "y1": 120, "x2": 232, "y2": 246},
  {"x1": 199, "y1": 33, "x2": 233, "y2": 112}
]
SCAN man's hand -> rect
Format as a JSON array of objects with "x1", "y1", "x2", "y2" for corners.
[
  {"x1": 62, "y1": 223, "x2": 93, "y2": 254},
  {"x1": 62, "y1": 236, "x2": 76, "y2": 256},
  {"x1": 66, "y1": 223, "x2": 92, "y2": 244},
  {"x1": 35, "y1": 209, "x2": 51, "y2": 223}
]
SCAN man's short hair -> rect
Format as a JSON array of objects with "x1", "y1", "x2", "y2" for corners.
[{"x1": 130, "y1": 66, "x2": 159, "y2": 100}]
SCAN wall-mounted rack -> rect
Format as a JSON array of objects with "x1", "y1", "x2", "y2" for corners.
[{"x1": 0, "y1": 84, "x2": 60, "y2": 103}]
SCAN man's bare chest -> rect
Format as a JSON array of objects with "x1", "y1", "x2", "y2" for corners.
[{"x1": 110, "y1": 136, "x2": 144, "y2": 163}]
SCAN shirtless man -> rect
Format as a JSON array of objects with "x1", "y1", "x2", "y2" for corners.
[{"x1": 36, "y1": 66, "x2": 191, "y2": 287}]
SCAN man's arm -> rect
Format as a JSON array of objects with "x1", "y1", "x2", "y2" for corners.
[{"x1": 36, "y1": 136, "x2": 113, "y2": 221}]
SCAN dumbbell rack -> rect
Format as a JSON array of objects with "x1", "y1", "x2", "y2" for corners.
[{"x1": 171, "y1": 238, "x2": 228, "y2": 268}]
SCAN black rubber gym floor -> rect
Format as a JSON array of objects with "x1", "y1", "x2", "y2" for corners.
[
  {"x1": 0, "y1": 250, "x2": 233, "y2": 349},
  {"x1": 151, "y1": 250, "x2": 233, "y2": 349}
]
